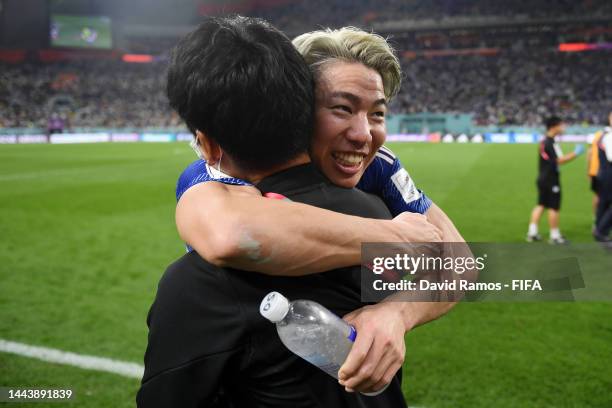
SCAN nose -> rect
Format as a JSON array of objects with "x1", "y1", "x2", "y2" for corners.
[{"x1": 345, "y1": 112, "x2": 371, "y2": 146}]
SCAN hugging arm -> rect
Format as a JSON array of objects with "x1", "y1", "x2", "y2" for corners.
[
  {"x1": 176, "y1": 148, "x2": 444, "y2": 276},
  {"x1": 338, "y1": 203, "x2": 470, "y2": 393},
  {"x1": 176, "y1": 181, "x2": 433, "y2": 276},
  {"x1": 425, "y1": 202, "x2": 464, "y2": 242}
]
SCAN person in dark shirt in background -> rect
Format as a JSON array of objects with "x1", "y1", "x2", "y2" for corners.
[{"x1": 526, "y1": 116, "x2": 584, "y2": 244}]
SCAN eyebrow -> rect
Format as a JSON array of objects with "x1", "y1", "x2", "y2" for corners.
[{"x1": 330, "y1": 91, "x2": 387, "y2": 107}]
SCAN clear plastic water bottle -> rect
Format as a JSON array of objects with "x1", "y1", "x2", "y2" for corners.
[{"x1": 259, "y1": 291, "x2": 387, "y2": 396}]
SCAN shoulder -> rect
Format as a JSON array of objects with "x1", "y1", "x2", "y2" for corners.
[
  {"x1": 177, "y1": 160, "x2": 208, "y2": 187},
  {"x1": 176, "y1": 159, "x2": 252, "y2": 201},
  {"x1": 152, "y1": 253, "x2": 241, "y2": 331},
  {"x1": 143, "y1": 253, "x2": 244, "y2": 385},
  {"x1": 542, "y1": 137, "x2": 556, "y2": 153},
  {"x1": 358, "y1": 146, "x2": 402, "y2": 191},
  {"x1": 370, "y1": 146, "x2": 401, "y2": 174},
  {"x1": 315, "y1": 184, "x2": 392, "y2": 220},
  {"x1": 157, "y1": 252, "x2": 225, "y2": 300},
  {"x1": 374, "y1": 145, "x2": 398, "y2": 165},
  {"x1": 176, "y1": 160, "x2": 209, "y2": 201}
]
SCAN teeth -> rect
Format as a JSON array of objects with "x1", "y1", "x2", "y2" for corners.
[{"x1": 333, "y1": 152, "x2": 365, "y2": 166}]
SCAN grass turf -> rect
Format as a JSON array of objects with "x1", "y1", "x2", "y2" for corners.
[{"x1": 0, "y1": 142, "x2": 610, "y2": 407}]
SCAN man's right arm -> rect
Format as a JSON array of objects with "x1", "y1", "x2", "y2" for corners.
[
  {"x1": 557, "y1": 144, "x2": 584, "y2": 164},
  {"x1": 176, "y1": 181, "x2": 442, "y2": 276}
]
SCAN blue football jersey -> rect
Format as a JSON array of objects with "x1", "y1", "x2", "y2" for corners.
[
  {"x1": 176, "y1": 145, "x2": 432, "y2": 217},
  {"x1": 356, "y1": 145, "x2": 432, "y2": 216},
  {"x1": 176, "y1": 159, "x2": 252, "y2": 202}
]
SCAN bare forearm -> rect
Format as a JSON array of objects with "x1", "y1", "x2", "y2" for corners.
[
  {"x1": 425, "y1": 203, "x2": 464, "y2": 242},
  {"x1": 398, "y1": 203, "x2": 469, "y2": 315},
  {"x1": 177, "y1": 183, "x2": 405, "y2": 276},
  {"x1": 398, "y1": 300, "x2": 456, "y2": 331},
  {"x1": 558, "y1": 152, "x2": 578, "y2": 164},
  {"x1": 213, "y1": 201, "x2": 392, "y2": 275}
]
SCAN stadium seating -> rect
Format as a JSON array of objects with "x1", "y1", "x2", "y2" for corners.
[
  {"x1": 1, "y1": 0, "x2": 611, "y2": 130},
  {"x1": 2, "y1": 47, "x2": 610, "y2": 129},
  {"x1": 393, "y1": 50, "x2": 612, "y2": 126},
  {"x1": 0, "y1": 60, "x2": 181, "y2": 129},
  {"x1": 251, "y1": 0, "x2": 612, "y2": 34}
]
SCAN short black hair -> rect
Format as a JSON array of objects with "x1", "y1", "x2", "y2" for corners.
[
  {"x1": 167, "y1": 15, "x2": 314, "y2": 172},
  {"x1": 544, "y1": 116, "x2": 563, "y2": 130}
]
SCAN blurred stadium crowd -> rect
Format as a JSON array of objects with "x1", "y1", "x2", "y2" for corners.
[
  {"x1": 1, "y1": 0, "x2": 611, "y2": 130},
  {"x1": 254, "y1": 0, "x2": 612, "y2": 34},
  {"x1": 0, "y1": 61, "x2": 181, "y2": 129},
  {"x1": 2, "y1": 49, "x2": 610, "y2": 129},
  {"x1": 394, "y1": 51, "x2": 612, "y2": 126}
]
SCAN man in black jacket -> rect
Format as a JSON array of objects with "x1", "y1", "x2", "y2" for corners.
[{"x1": 138, "y1": 164, "x2": 406, "y2": 407}]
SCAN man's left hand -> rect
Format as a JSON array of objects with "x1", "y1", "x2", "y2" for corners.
[{"x1": 338, "y1": 302, "x2": 407, "y2": 394}]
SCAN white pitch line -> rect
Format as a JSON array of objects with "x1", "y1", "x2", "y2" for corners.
[{"x1": 0, "y1": 339, "x2": 143, "y2": 379}]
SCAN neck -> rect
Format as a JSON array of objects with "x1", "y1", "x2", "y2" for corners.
[
  {"x1": 218, "y1": 153, "x2": 311, "y2": 184},
  {"x1": 249, "y1": 154, "x2": 311, "y2": 184}
]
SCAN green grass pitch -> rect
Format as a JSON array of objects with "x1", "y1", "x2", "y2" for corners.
[{"x1": 0, "y1": 142, "x2": 610, "y2": 407}]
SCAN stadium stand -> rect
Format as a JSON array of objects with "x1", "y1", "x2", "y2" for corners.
[
  {"x1": 394, "y1": 50, "x2": 612, "y2": 126},
  {"x1": 1, "y1": 0, "x2": 610, "y2": 130},
  {"x1": 2, "y1": 48, "x2": 610, "y2": 129},
  {"x1": 0, "y1": 60, "x2": 181, "y2": 129},
  {"x1": 252, "y1": 0, "x2": 612, "y2": 34}
]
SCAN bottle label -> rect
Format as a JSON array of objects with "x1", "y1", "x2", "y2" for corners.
[{"x1": 348, "y1": 325, "x2": 356, "y2": 342}]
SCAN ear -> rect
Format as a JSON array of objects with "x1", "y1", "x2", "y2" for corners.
[{"x1": 195, "y1": 130, "x2": 222, "y2": 165}]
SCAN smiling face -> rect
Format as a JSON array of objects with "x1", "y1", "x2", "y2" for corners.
[{"x1": 311, "y1": 61, "x2": 387, "y2": 188}]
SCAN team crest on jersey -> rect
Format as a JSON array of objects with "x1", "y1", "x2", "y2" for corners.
[{"x1": 391, "y1": 168, "x2": 421, "y2": 203}]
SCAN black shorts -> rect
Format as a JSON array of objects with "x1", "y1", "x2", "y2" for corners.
[
  {"x1": 537, "y1": 182, "x2": 561, "y2": 210},
  {"x1": 591, "y1": 176, "x2": 599, "y2": 194}
]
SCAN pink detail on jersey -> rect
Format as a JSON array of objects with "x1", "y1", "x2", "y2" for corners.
[
  {"x1": 264, "y1": 192, "x2": 288, "y2": 200},
  {"x1": 540, "y1": 141, "x2": 550, "y2": 160}
]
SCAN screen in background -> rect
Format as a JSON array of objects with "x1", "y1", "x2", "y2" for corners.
[{"x1": 50, "y1": 14, "x2": 112, "y2": 49}]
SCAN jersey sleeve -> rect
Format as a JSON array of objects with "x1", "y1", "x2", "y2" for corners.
[
  {"x1": 357, "y1": 145, "x2": 432, "y2": 216},
  {"x1": 176, "y1": 159, "x2": 252, "y2": 202}
]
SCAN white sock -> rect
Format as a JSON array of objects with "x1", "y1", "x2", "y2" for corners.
[
  {"x1": 550, "y1": 228, "x2": 561, "y2": 239},
  {"x1": 528, "y1": 223, "x2": 538, "y2": 236}
]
